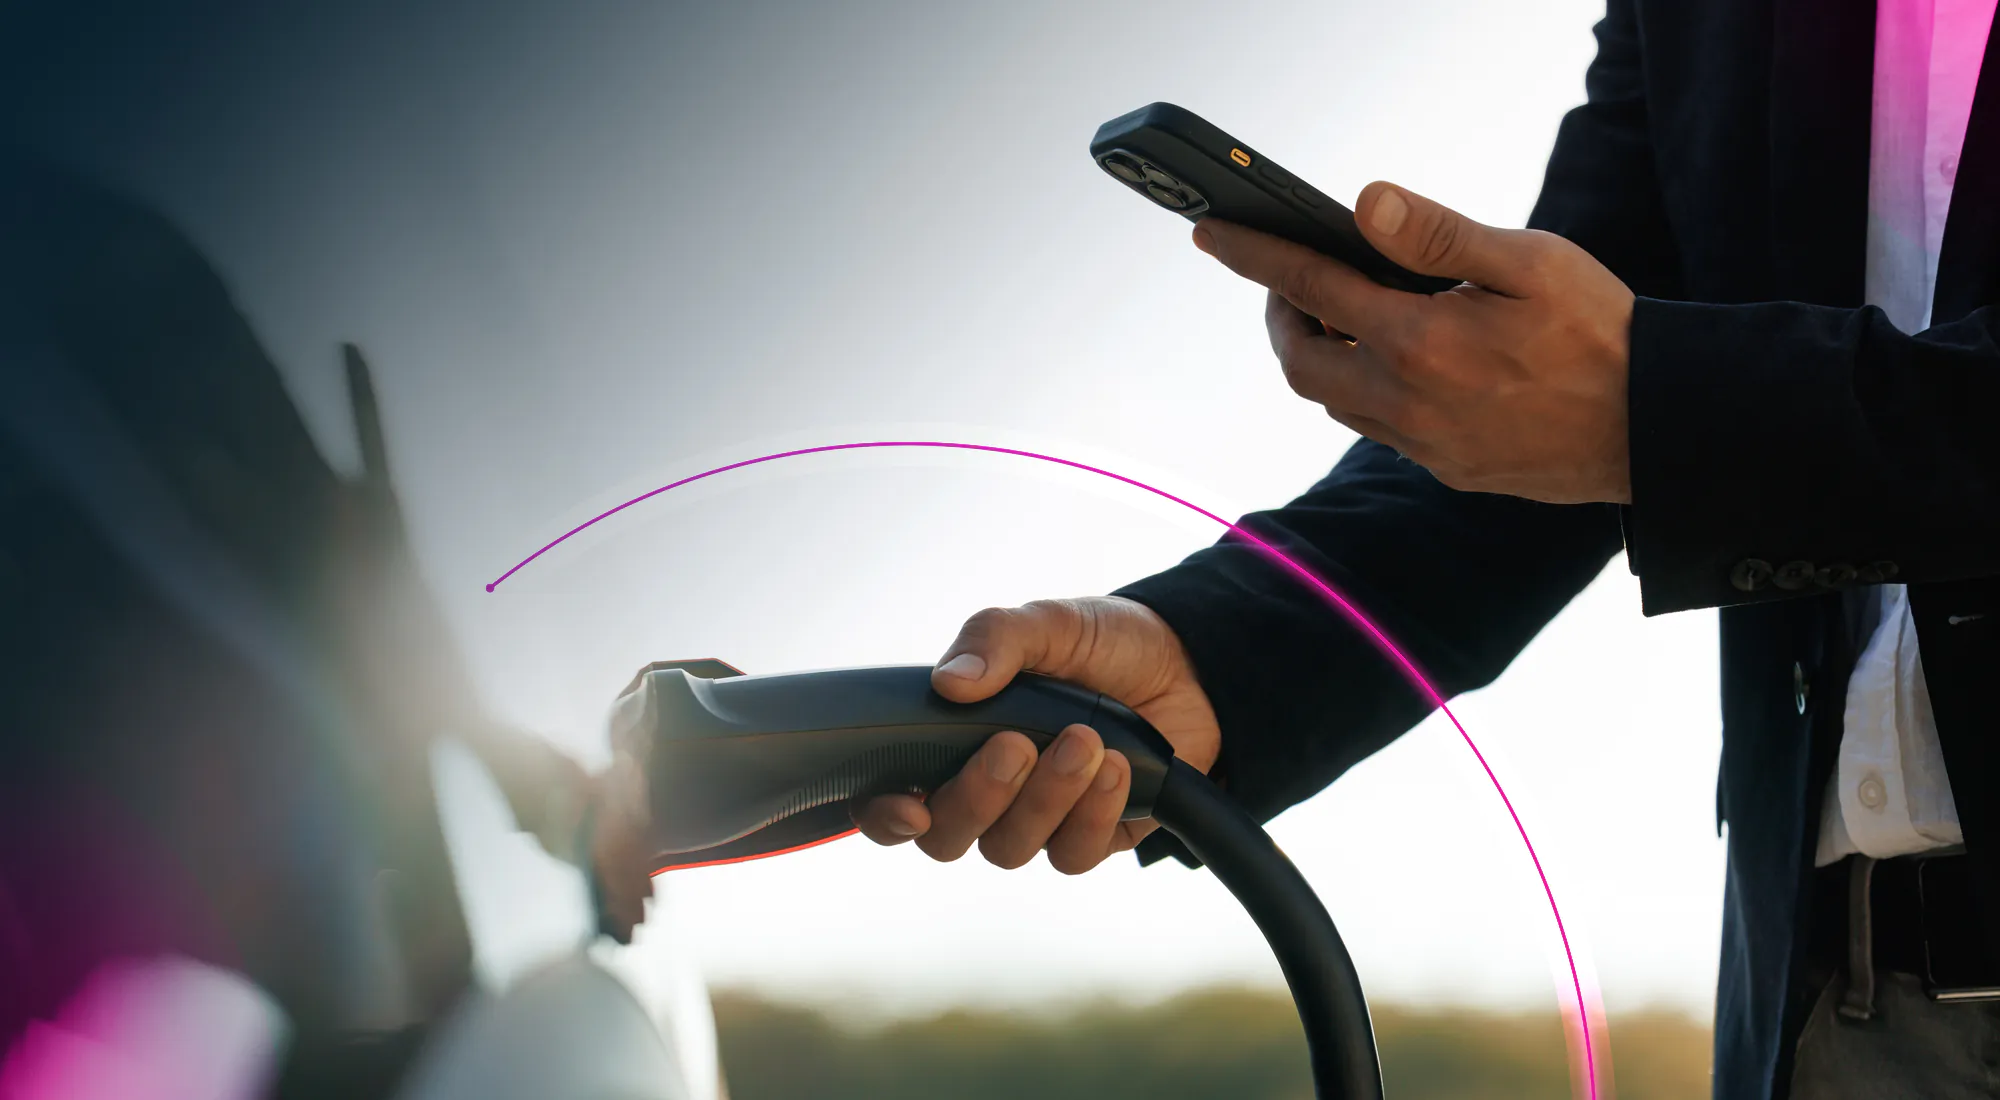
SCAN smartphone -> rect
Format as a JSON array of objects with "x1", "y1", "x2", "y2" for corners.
[{"x1": 1090, "y1": 102, "x2": 1459, "y2": 296}]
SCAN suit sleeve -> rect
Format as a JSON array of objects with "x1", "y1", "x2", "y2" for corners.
[
  {"x1": 1623, "y1": 298, "x2": 2000, "y2": 614},
  {"x1": 1117, "y1": 0, "x2": 1673, "y2": 867}
]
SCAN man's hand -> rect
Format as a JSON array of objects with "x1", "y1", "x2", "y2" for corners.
[
  {"x1": 850, "y1": 597, "x2": 1219, "y2": 874},
  {"x1": 1192, "y1": 182, "x2": 1636, "y2": 505}
]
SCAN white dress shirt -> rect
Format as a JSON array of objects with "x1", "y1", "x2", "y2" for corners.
[{"x1": 1813, "y1": 0, "x2": 1995, "y2": 867}]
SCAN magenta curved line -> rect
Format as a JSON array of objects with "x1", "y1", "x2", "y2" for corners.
[{"x1": 486, "y1": 439, "x2": 1601, "y2": 1098}]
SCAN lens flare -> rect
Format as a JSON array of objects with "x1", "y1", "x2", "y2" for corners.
[{"x1": 0, "y1": 956, "x2": 284, "y2": 1100}]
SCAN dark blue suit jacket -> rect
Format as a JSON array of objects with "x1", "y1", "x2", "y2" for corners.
[{"x1": 1117, "y1": 2, "x2": 2000, "y2": 1097}]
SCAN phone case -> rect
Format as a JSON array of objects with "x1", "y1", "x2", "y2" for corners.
[{"x1": 1090, "y1": 102, "x2": 1460, "y2": 296}]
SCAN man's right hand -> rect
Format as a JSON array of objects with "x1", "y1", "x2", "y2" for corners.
[{"x1": 850, "y1": 596, "x2": 1220, "y2": 874}]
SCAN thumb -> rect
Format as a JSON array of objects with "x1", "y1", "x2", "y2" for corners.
[
  {"x1": 932, "y1": 602, "x2": 1065, "y2": 702},
  {"x1": 1356, "y1": 181, "x2": 1532, "y2": 295}
]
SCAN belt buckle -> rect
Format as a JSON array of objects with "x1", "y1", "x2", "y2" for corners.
[{"x1": 1914, "y1": 849, "x2": 2000, "y2": 1002}]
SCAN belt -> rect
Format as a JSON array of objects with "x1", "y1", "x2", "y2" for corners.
[{"x1": 1811, "y1": 849, "x2": 2000, "y2": 1013}]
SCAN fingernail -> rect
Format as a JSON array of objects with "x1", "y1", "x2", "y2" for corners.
[
  {"x1": 1053, "y1": 731, "x2": 1096, "y2": 776},
  {"x1": 1192, "y1": 225, "x2": 1215, "y2": 255},
  {"x1": 1370, "y1": 189, "x2": 1408, "y2": 235},
  {"x1": 887, "y1": 817, "x2": 920, "y2": 837},
  {"x1": 985, "y1": 742, "x2": 1029, "y2": 783},
  {"x1": 938, "y1": 652, "x2": 986, "y2": 681},
  {"x1": 1096, "y1": 761, "x2": 1123, "y2": 792}
]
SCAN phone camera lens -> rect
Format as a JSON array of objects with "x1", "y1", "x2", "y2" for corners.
[
  {"x1": 1145, "y1": 182, "x2": 1191, "y2": 210},
  {"x1": 1102, "y1": 153, "x2": 1147, "y2": 184}
]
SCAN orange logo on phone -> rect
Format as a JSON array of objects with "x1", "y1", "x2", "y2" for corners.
[{"x1": 1229, "y1": 148, "x2": 1252, "y2": 167}]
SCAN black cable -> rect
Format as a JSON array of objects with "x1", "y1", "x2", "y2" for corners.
[{"x1": 1151, "y1": 759, "x2": 1384, "y2": 1100}]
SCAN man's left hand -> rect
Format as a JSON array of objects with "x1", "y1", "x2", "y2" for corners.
[{"x1": 1192, "y1": 182, "x2": 1636, "y2": 505}]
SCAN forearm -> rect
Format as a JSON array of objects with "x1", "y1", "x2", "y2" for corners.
[
  {"x1": 1625, "y1": 298, "x2": 2000, "y2": 614},
  {"x1": 1116, "y1": 440, "x2": 1622, "y2": 865}
]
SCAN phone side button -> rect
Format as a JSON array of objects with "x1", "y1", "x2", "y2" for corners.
[
  {"x1": 1291, "y1": 183, "x2": 1324, "y2": 208},
  {"x1": 1257, "y1": 161, "x2": 1294, "y2": 188}
]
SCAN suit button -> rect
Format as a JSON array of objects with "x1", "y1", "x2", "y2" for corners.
[
  {"x1": 1731, "y1": 559, "x2": 1775, "y2": 592},
  {"x1": 1794, "y1": 662, "x2": 1810, "y2": 715},
  {"x1": 1773, "y1": 560, "x2": 1817, "y2": 591},
  {"x1": 1816, "y1": 564, "x2": 1858, "y2": 588}
]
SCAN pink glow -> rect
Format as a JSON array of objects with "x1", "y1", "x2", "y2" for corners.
[
  {"x1": 489, "y1": 439, "x2": 1607, "y2": 1098},
  {"x1": 0, "y1": 956, "x2": 283, "y2": 1100}
]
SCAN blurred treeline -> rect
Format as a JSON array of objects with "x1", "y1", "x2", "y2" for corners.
[{"x1": 712, "y1": 986, "x2": 1711, "y2": 1100}]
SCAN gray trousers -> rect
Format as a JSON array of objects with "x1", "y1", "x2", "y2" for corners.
[
  {"x1": 1790, "y1": 969, "x2": 2000, "y2": 1097},
  {"x1": 1789, "y1": 856, "x2": 2000, "y2": 1098}
]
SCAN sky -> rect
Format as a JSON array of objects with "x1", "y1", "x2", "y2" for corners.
[{"x1": 7, "y1": 0, "x2": 1729, "y2": 1033}]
